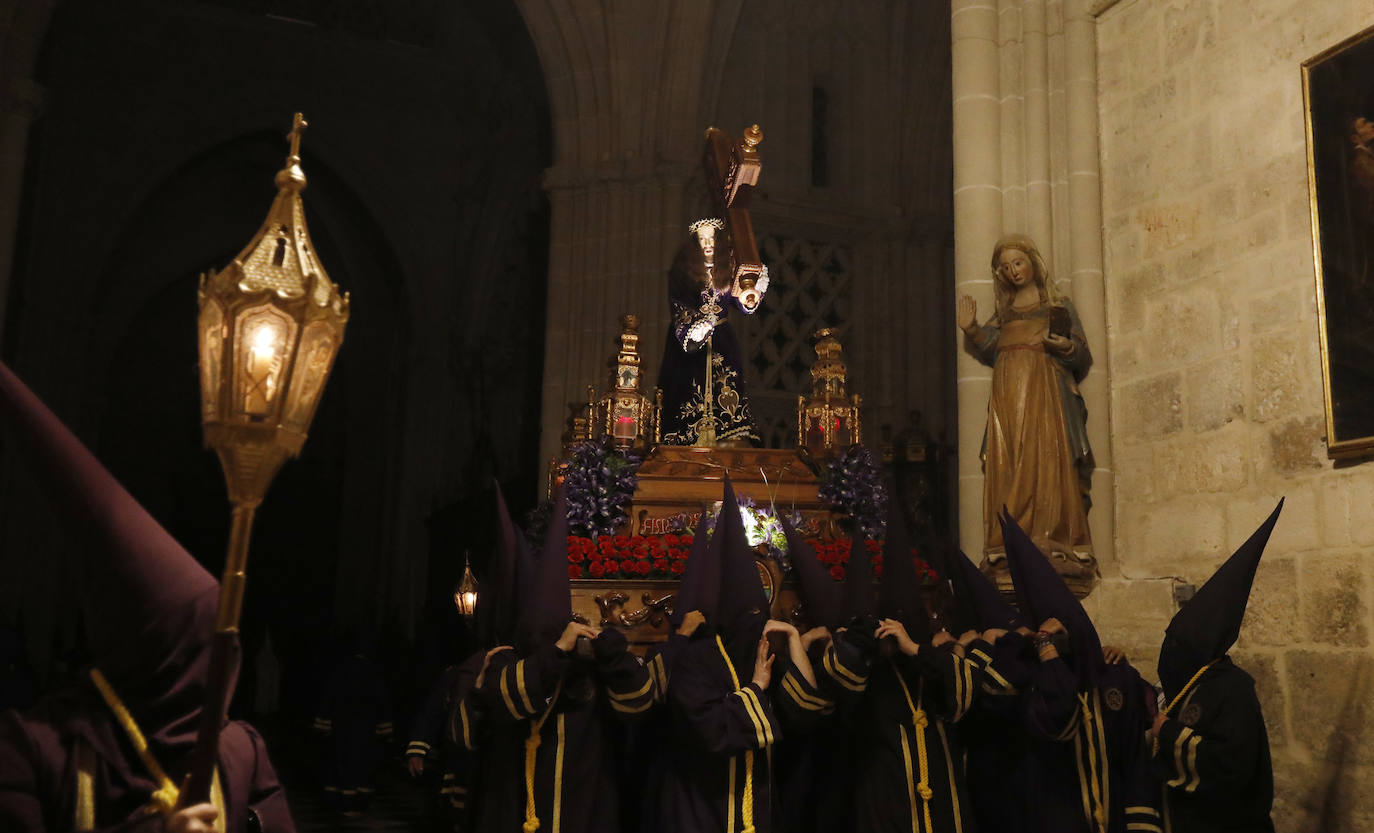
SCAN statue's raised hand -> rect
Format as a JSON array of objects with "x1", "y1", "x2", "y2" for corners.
[{"x1": 956, "y1": 295, "x2": 977, "y2": 332}]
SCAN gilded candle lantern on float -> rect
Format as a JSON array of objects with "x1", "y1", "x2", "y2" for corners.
[
  {"x1": 797, "y1": 328, "x2": 862, "y2": 456},
  {"x1": 590, "y1": 314, "x2": 661, "y2": 451}
]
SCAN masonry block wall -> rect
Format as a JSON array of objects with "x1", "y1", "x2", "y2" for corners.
[{"x1": 1094, "y1": 1, "x2": 1374, "y2": 828}]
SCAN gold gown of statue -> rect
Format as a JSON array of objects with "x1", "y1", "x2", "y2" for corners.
[{"x1": 971, "y1": 301, "x2": 1094, "y2": 564}]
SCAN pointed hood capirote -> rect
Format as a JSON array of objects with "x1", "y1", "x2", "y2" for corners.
[
  {"x1": 1159, "y1": 499, "x2": 1283, "y2": 697},
  {"x1": 487, "y1": 480, "x2": 527, "y2": 647},
  {"x1": 0, "y1": 360, "x2": 220, "y2": 753},
  {"x1": 783, "y1": 515, "x2": 841, "y2": 629},
  {"x1": 518, "y1": 485, "x2": 575, "y2": 648},
  {"x1": 877, "y1": 498, "x2": 929, "y2": 641},
  {"x1": 946, "y1": 545, "x2": 1028, "y2": 633},
  {"x1": 1002, "y1": 509, "x2": 1103, "y2": 689},
  {"x1": 841, "y1": 533, "x2": 875, "y2": 622},
  {"x1": 715, "y1": 475, "x2": 769, "y2": 640},
  {"x1": 668, "y1": 511, "x2": 719, "y2": 629}
]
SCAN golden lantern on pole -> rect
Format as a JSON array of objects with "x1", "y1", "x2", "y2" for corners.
[
  {"x1": 184, "y1": 113, "x2": 349, "y2": 805},
  {"x1": 455, "y1": 551, "x2": 479, "y2": 620}
]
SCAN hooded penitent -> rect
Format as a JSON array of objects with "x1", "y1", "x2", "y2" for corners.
[
  {"x1": 1002, "y1": 509, "x2": 1104, "y2": 690},
  {"x1": 877, "y1": 498, "x2": 930, "y2": 642},
  {"x1": 0, "y1": 360, "x2": 220, "y2": 755},
  {"x1": 783, "y1": 515, "x2": 841, "y2": 629},
  {"x1": 667, "y1": 511, "x2": 719, "y2": 631},
  {"x1": 714, "y1": 476, "x2": 769, "y2": 668},
  {"x1": 1158, "y1": 499, "x2": 1283, "y2": 698},
  {"x1": 517, "y1": 485, "x2": 574, "y2": 651}
]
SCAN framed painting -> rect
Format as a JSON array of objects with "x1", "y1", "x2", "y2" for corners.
[{"x1": 1304, "y1": 23, "x2": 1374, "y2": 459}]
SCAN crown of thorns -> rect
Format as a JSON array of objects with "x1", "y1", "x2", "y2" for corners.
[{"x1": 689, "y1": 218, "x2": 724, "y2": 234}]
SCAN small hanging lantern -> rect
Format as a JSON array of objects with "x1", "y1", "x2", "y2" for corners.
[
  {"x1": 591, "y1": 314, "x2": 661, "y2": 450},
  {"x1": 454, "y1": 552, "x2": 479, "y2": 620},
  {"x1": 797, "y1": 327, "x2": 862, "y2": 456}
]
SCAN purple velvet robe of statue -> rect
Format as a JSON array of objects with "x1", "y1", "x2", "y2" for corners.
[
  {"x1": 658, "y1": 280, "x2": 759, "y2": 447},
  {"x1": 0, "y1": 691, "x2": 292, "y2": 832}
]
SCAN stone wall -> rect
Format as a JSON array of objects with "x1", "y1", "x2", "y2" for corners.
[{"x1": 1095, "y1": 1, "x2": 1374, "y2": 829}]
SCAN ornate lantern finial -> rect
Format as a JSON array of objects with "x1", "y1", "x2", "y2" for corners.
[
  {"x1": 797, "y1": 328, "x2": 862, "y2": 455},
  {"x1": 588, "y1": 314, "x2": 661, "y2": 449}
]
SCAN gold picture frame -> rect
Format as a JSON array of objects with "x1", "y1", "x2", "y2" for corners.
[{"x1": 1303, "y1": 22, "x2": 1374, "y2": 459}]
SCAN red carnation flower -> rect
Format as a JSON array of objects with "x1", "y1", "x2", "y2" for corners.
[
  {"x1": 589, "y1": 562, "x2": 605, "y2": 578},
  {"x1": 654, "y1": 559, "x2": 669, "y2": 572},
  {"x1": 874, "y1": 564, "x2": 884, "y2": 579},
  {"x1": 619, "y1": 559, "x2": 636, "y2": 574},
  {"x1": 670, "y1": 561, "x2": 686, "y2": 574},
  {"x1": 665, "y1": 534, "x2": 680, "y2": 546},
  {"x1": 568, "y1": 565, "x2": 582, "y2": 579},
  {"x1": 614, "y1": 535, "x2": 630, "y2": 547},
  {"x1": 568, "y1": 552, "x2": 585, "y2": 564},
  {"x1": 680, "y1": 535, "x2": 693, "y2": 547},
  {"x1": 636, "y1": 560, "x2": 652, "y2": 575},
  {"x1": 829, "y1": 565, "x2": 845, "y2": 581}
]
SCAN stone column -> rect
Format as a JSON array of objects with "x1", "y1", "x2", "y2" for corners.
[
  {"x1": 951, "y1": 0, "x2": 1002, "y2": 559},
  {"x1": 537, "y1": 161, "x2": 697, "y2": 470},
  {"x1": 1063, "y1": 0, "x2": 1114, "y2": 568}
]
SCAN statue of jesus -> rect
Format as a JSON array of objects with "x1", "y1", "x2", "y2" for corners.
[{"x1": 657, "y1": 218, "x2": 770, "y2": 447}]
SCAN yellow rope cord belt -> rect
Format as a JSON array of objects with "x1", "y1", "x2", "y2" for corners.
[
  {"x1": 1151, "y1": 660, "x2": 1219, "y2": 757},
  {"x1": 1077, "y1": 692, "x2": 1107, "y2": 833},
  {"x1": 716, "y1": 635, "x2": 757, "y2": 833},
  {"x1": 87, "y1": 669, "x2": 180, "y2": 816},
  {"x1": 892, "y1": 660, "x2": 934, "y2": 832},
  {"x1": 522, "y1": 677, "x2": 564, "y2": 833}
]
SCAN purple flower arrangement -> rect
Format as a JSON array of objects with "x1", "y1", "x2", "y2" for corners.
[
  {"x1": 818, "y1": 445, "x2": 888, "y2": 539},
  {"x1": 529, "y1": 435, "x2": 643, "y2": 543}
]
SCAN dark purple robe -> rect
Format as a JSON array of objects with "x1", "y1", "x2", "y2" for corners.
[
  {"x1": 408, "y1": 653, "x2": 484, "y2": 830},
  {"x1": 312, "y1": 651, "x2": 393, "y2": 809},
  {"x1": 847, "y1": 647, "x2": 977, "y2": 833},
  {"x1": 960, "y1": 633, "x2": 1036, "y2": 833},
  {"x1": 1152, "y1": 659, "x2": 1273, "y2": 833},
  {"x1": 0, "y1": 689, "x2": 292, "y2": 832},
  {"x1": 654, "y1": 628, "x2": 826, "y2": 833},
  {"x1": 1023, "y1": 657, "x2": 1160, "y2": 833},
  {"x1": 478, "y1": 633, "x2": 654, "y2": 833}
]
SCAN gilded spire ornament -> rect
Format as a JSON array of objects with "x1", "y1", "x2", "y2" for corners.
[{"x1": 797, "y1": 328, "x2": 862, "y2": 455}]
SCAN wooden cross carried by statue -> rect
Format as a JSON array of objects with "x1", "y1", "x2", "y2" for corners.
[{"x1": 702, "y1": 124, "x2": 765, "y2": 310}]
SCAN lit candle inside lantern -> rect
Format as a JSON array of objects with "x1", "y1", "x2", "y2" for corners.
[{"x1": 245, "y1": 324, "x2": 281, "y2": 415}]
